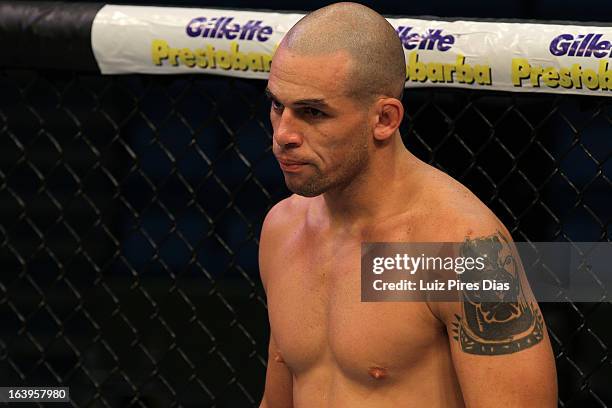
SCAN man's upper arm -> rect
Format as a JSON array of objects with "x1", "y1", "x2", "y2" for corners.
[
  {"x1": 436, "y1": 227, "x2": 557, "y2": 407},
  {"x1": 260, "y1": 336, "x2": 293, "y2": 408},
  {"x1": 259, "y1": 197, "x2": 295, "y2": 290},
  {"x1": 259, "y1": 199, "x2": 294, "y2": 408}
]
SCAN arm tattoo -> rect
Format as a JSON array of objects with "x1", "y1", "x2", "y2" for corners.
[{"x1": 452, "y1": 231, "x2": 544, "y2": 355}]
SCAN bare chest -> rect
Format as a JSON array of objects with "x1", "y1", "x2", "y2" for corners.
[{"x1": 266, "y1": 232, "x2": 441, "y2": 383}]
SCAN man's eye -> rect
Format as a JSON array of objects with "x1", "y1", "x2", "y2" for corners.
[
  {"x1": 271, "y1": 100, "x2": 284, "y2": 111},
  {"x1": 304, "y1": 107, "x2": 324, "y2": 117}
]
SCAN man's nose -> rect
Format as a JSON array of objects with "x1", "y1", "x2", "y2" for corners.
[{"x1": 274, "y1": 109, "x2": 303, "y2": 149}]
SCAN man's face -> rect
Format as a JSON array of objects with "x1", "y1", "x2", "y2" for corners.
[{"x1": 266, "y1": 48, "x2": 372, "y2": 197}]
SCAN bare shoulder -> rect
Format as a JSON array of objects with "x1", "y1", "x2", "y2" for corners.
[
  {"x1": 259, "y1": 194, "x2": 310, "y2": 289},
  {"x1": 416, "y1": 168, "x2": 553, "y2": 359},
  {"x1": 412, "y1": 164, "x2": 508, "y2": 241},
  {"x1": 261, "y1": 194, "x2": 310, "y2": 236}
]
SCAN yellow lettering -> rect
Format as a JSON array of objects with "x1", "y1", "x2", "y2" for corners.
[
  {"x1": 195, "y1": 49, "x2": 208, "y2": 68},
  {"x1": 151, "y1": 40, "x2": 272, "y2": 72},
  {"x1": 559, "y1": 67, "x2": 572, "y2": 88},
  {"x1": 583, "y1": 68, "x2": 599, "y2": 90},
  {"x1": 216, "y1": 50, "x2": 230, "y2": 70},
  {"x1": 207, "y1": 45, "x2": 216, "y2": 68},
  {"x1": 179, "y1": 48, "x2": 195, "y2": 67},
  {"x1": 599, "y1": 61, "x2": 612, "y2": 90},
  {"x1": 530, "y1": 65, "x2": 543, "y2": 87},
  {"x1": 455, "y1": 56, "x2": 473, "y2": 84},
  {"x1": 248, "y1": 53, "x2": 264, "y2": 71},
  {"x1": 542, "y1": 68, "x2": 559, "y2": 87},
  {"x1": 474, "y1": 65, "x2": 492, "y2": 85},
  {"x1": 230, "y1": 42, "x2": 248, "y2": 71},
  {"x1": 510, "y1": 59, "x2": 612, "y2": 92},
  {"x1": 262, "y1": 54, "x2": 273, "y2": 72},
  {"x1": 512, "y1": 58, "x2": 531, "y2": 87},
  {"x1": 570, "y1": 64, "x2": 583, "y2": 89},
  {"x1": 443, "y1": 63, "x2": 455, "y2": 82},
  {"x1": 168, "y1": 47, "x2": 180, "y2": 66},
  {"x1": 151, "y1": 39, "x2": 169, "y2": 66},
  {"x1": 427, "y1": 62, "x2": 445, "y2": 82},
  {"x1": 408, "y1": 52, "x2": 428, "y2": 82}
]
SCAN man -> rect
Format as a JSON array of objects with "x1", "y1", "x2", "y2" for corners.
[{"x1": 259, "y1": 3, "x2": 557, "y2": 407}]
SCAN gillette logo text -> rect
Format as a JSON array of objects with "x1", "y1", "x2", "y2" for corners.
[
  {"x1": 550, "y1": 34, "x2": 612, "y2": 58},
  {"x1": 396, "y1": 26, "x2": 455, "y2": 51},
  {"x1": 186, "y1": 17, "x2": 273, "y2": 42}
]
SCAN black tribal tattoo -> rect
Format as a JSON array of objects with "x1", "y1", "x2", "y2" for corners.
[{"x1": 452, "y1": 232, "x2": 544, "y2": 355}]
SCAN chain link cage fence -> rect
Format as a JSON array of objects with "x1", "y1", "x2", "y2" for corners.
[{"x1": 0, "y1": 69, "x2": 610, "y2": 407}]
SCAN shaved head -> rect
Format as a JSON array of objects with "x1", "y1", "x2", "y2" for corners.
[
  {"x1": 268, "y1": 3, "x2": 407, "y2": 198},
  {"x1": 279, "y1": 2, "x2": 406, "y2": 101}
]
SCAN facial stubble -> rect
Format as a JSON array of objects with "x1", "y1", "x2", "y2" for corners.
[{"x1": 284, "y1": 129, "x2": 370, "y2": 197}]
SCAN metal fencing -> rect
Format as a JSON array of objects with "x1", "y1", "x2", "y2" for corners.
[{"x1": 0, "y1": 69, "x2": 610, "y2": 407}]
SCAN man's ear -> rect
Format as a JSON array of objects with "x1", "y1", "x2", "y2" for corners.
[{"x1": 372, "y1": 98, "x2": 404, "y2": 141}]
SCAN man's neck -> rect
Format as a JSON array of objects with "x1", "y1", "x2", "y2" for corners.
[{"x1": 321, "y1": 141, "x2": 421, "y2": 231}]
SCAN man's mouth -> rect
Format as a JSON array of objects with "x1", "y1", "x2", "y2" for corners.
[{"x1": 277, "y1": 158, "x2": 308, "y2": 172}]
